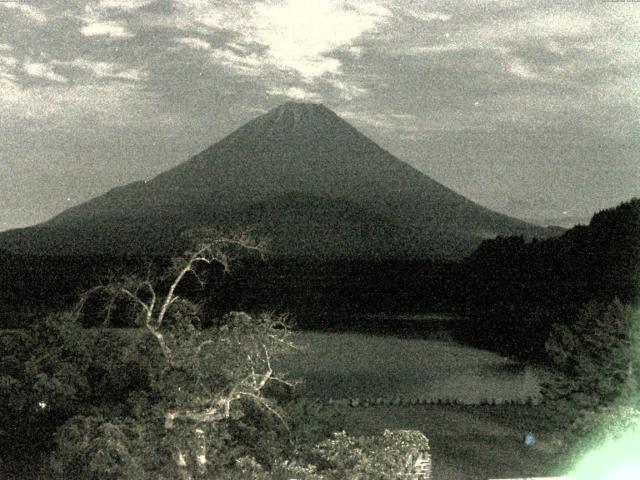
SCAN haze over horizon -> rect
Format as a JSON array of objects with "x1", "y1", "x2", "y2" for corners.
[{"x1": 2, "y1": 0, "x2": 639, "y2": 232}]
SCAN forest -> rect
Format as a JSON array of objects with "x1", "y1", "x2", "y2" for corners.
[{"x1": 0, "y1": 198, "x2": 638, "y2": 479}]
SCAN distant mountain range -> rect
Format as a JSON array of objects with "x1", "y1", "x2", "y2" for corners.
[{"x1": 0, "y1": 102, "x2": 562, "y2": 259}]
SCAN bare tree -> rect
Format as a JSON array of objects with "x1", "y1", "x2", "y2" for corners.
[{"x1": 75, "y1": 228, "x2": 295, "y2": 479}]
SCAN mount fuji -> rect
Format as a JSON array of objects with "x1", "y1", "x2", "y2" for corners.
[{"x1": 0, "y1": 102, "x2": 560, "y2": 259}]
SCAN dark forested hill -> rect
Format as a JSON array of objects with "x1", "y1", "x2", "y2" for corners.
[{"x1": 455, "y1": 198, "x2": 640, "y2": 360}]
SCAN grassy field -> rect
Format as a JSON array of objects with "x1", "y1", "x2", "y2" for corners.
[
  {"x1": 274, "y1": 330, "x2": 567, "y2": 479},
  {"x1": 275, "y1": 331, "x2": 544, "y2": 404}
]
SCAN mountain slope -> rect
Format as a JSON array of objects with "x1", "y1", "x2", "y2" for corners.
[{"x1": 0, "y1": 102, "x2": 560, "y2": 258}]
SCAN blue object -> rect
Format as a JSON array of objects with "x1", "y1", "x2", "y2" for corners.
[{"x1": 524, "y1": 432, "x2": 536, "y2": 446}]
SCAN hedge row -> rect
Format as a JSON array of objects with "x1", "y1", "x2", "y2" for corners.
[{"x1": 327, "y1": 395, "x2": 540, "y2": 408}]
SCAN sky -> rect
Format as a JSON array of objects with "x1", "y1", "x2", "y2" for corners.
[{"x1": 1, "y1": 0, "x2": 638, "y2": 231}]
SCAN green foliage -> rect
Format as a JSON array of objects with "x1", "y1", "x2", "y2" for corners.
[
  {"x1": 0, "y1": 314, "x2": 95, "y2": 466},
  {"x1": 26, "y1": 313, "x2": 93, "y2": 410},
  {"x1": 0, "y1": 329, "x2": 33, "y2": 412},
  {"x1": 542, "y1": 299, "x2": 639, "y2": 432},
  {"x1": 49, "y1": 414, "x2": 161, "y2": 480},
  {"x1": 24, "y1": 312, "x2": 353, "y2": 479},
  {"x1": 218, "y1": 429, "x2": 431, "y2": 480},
  {"x1": 311, "y1": 429, "x2": 431, "y2": 480},
  {"x1": 0, "y1": 309, "x2": 301, "y2": 478},
  {"x1": 0, "y1": 314, "x2": 158, "y2": 474},
  {"x1": 562, "y1": 404, "x2": 640, "y2": 457}
]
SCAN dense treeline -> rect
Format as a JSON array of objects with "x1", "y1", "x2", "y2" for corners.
[
  {"x1": 454, "y1": 198, "x2": 640, "y2": 361},
  {"x1": 0, "y1": 250, "x2": 462, "y2": 329},
  {"x1": 0, "y1": 252, "x2": 170, "y2": 328},
  {"x1": 203, "y1": 257, "x2": 461, "y2": 326}
]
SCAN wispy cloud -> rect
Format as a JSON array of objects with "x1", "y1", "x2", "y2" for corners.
[
  {"x1": 0, "y1": 54, "x2": 18, "y2": 81},
  {"x1": 210, "y1": 47, "x2": 264, "y2": 76},
  {"x1": 404, "y1": 44, "x2": 464, "y2": 55},
  {"x1": 338, "y1": 109, "x2": 419, "y2": 132},
  {"x1": 267, "y1": 86, "x2": 321, "y2": 101},
  {"x1": 507, "y1": 11, "x2": 595, "y2": 39},
  {"x1": 0, "y1": 54, "x2": 17, "y2": 68},
  {"x1": 401, "y1": 8, "x2": 451, "y2": 23},
  {"x1": 175, "y1": 37, "x2": 211, "y2": 51},
  {"x1": 0, "y1": 78, "x2": 145, "y2": 121},
  {"x1": 23, "y1": 62, "x2": 68, "y2": 83},
  {"x1": 80, "y1": 21, "x2": 134, "y2": 38},
  {"x1": 98, "y1": 0, "x2": 156, "y2": 9},
  {"x1": 456, "y1": 8, "x2": 601, "y2": 65},
  {"x1": 0, "y1": 2, "x2": 47, "y2": 23},
  {"x1": 325, "y1": 78, "x2": 367, "y2": 101},
  {"x1": 54, "y1": 59, "x2": 146, "y2": 81},
  {"x1": 507, "y1": 58, "x2": 540, "y2": 80}
]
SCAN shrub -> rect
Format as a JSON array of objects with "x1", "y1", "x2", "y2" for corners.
[
  {"x1": 313, "y1": 430, "x2": 431, "y2": 480},
  {"x1": 561, "y1": 404, "x2": 640, "y2": 458},
  {"x1": 213, "y1": 429, "x2": 432, "y2": 480},
  {"x1": 542, "y1": 299, "x2": 638, "y2": 429}
]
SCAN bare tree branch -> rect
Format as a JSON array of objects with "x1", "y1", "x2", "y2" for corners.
[{"x1": 73, "y1": 228, "x2": 290, "y2": 478}]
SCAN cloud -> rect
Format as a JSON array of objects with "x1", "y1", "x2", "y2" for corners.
[
  {"x1": 267, "y1": 86, "x2": 322, "y2": 101},
  {"x1": 209, "y1": 47, "x2": 265, "y2": 76},
  {"x1": 521, "y1": 11, "x2": 595, "y2": 38},
  {"x1": 248, "y1": 0, "x2": 390, "y2": 79},
  {"x1": 98, "y1": 0, "x2": 156, "y2": 9},
  {"x1": 468, "y1": 8, "x2": 599, "y2": 49},
  {"x1": 0, "y1": 55, "x2": 17, "y2": 68},
  {"x1": 0, "y1": 54, "x2": 17, "y2": 81},
  {"x1": 389, "y1": 113, "x2": 417, "y2": 121},
  {"x1": 54, "y1": 59, "x2": 146, "y2": 81},
  {"x1": 404, "y1": 44, "x2": 464, "y2": 55},
  {"x1": 507, "y1": 57, "x2": 540, "y2": 80},
  {"x1": 325, "y1": 78, "x2": 367, "y2": 100},
  {"x1": 81, "y1": 21, "x2": 134, "y2": 38},
  {"x1": 396, "y1": 7, "x2": 600, "y2": 62},
  {"x1": 0, "y1": 2, "x2": 47, "y2": 23},
  {"x1": 391, "y1": 7, "x2": 608, "y2": 85},
  {"x1": 174, "y1": 0, "x2": 391, "y2": 80},
  {"x1": 240, "y1": 106, "x2": 268, "y2": 115},
  {"x1": 402, "y1": 8, "x2": 451, "y2": 22},
  {"x1": 23, "y1": 62, "x2": 68, "y2": 83},
  {"x1": 0, "y1": 78, "x2": 145, "y2": 121},
  {"x1": 175, "y1": 37, "x2": 211, "y2": 50},
  {"x1": 348, "y1": 46, "x2": 363, "y2": 57},
  {"x1": 338, "y1": 109, "x2": 420, "y2": 132}
]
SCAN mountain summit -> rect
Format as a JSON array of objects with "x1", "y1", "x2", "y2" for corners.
[
  {"x1": 250, "y1": 101, "x2": 337, "y2": 131},
  {"x1": 0, "y1": 102, "x2": 560, "y2": 258}
]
